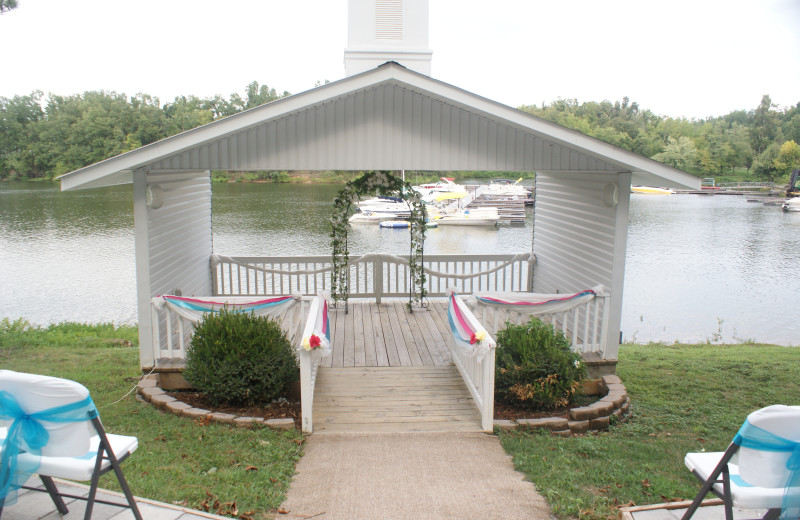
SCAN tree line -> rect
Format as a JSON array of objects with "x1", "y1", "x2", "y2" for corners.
[
  {"x1": 1, "y1": 82, "x2": 798, "y2": 182},
  {"x1": 0, "y1": 82, "x2": 288, "y2": 180},
  {"x1": 520, "y1": 95, "x2": 800, "y2": 183}
]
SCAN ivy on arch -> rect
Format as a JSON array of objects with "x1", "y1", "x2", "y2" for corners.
[{"x1": 330, "y1": 171, "x2": 427, "y2": 312}]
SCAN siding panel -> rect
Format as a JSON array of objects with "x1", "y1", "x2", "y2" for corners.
[
  {"x1": 146, "y1": 172, "x2": 213, "y2": 299},
  {"x1": 532, "y1": 172, "x2": 618, "y2": 293},
  {"x1": 139, "y1": 84, "x2": 620, "y2": 173}
]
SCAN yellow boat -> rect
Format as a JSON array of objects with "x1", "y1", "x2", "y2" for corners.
[{"x1": 631, "y1": 185, "x2": 675, "y2": 195}]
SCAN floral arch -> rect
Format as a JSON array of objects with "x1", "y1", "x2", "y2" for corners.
[{"x1": 330, "y1": 171, "x2": 427, "y2": 312}]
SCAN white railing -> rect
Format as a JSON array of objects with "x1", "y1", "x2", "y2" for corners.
[
  {"x1": 149, "y1": 298, "x2": 194, "y2": 363},
  {"x1": 447, "y1": 294, "x2": 495, "y2": 431},
  {"x1": 297, "y1": 295, "x2": 328, "y2": 433},
  {"x1": 469, "y1": 288, "x2": 611, "y2": 359},
  {"x1": 148, "y1": 296, "x2": 306, "y2": 364},
  {"x1": 211, "y1": 253, "x2": 534, "y2": 301}
]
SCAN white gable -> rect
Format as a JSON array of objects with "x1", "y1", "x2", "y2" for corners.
[{"x1": 59, "y1": 62, "x2": 700, "y2": 191}]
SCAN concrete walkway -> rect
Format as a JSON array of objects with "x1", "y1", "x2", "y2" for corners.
[
  {"x1": 1, "y1": 479, "x2": 231, "y2": 520},
  {"x1": 278, "y1": 432, "x2": 552, "y2": 520}
]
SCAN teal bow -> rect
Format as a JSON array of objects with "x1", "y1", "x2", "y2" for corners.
[
  {"x1": 0, "y1": 390, "x2": 97, "y2": 505},
  {"x1": 734, "y1": 419, "x2": 800, "y2": 520}
]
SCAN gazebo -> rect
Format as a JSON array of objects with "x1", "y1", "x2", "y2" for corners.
[{"x1": 58, "y1": 61, "x2": 699, "y2": 432}]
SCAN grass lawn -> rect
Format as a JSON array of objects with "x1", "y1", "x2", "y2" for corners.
[
  {"x1": 3, "y1": 320, "x2": 798, "y2": 520},
  {"x1": 500, "y1": 342, "x2": 800, "y2": 520},
  {"x1": 0, "y1": 319, "x2": 302, "y2": 519}
]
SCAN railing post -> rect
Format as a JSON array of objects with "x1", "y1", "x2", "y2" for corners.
[
  {"x1": 299, "y1": 350, "x2": 313, "y2": 433},
  {"x1": 374, "y1": 256, "x2": 383, "y2": 304},
  {"x1": 600, "y1": 294, "x2": 611, "y2": 360},
  {"x1": 210, "y1": 256, "x2": 218, "y2": 296},
  {"x1": 526, "y1": 258, "x2": 535, "y2": 292},
  {"x1": 299, "y1": 297, "x2": 320, "y2": 433},
  {"x1": 150, "y1": 300, "x2": 161, "y2": 368},
  {"x1": 165, "y1": 307, "x2": 174, "y2": 359},
  {"x1": 482, "y1": 353, "x2": 495, "y2": 431}
]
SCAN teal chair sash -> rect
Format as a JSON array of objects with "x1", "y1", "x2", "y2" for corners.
[
  {"x1": 0, "y1": 390, "x2": 97, "y2": 505},
  {"x1": 734, "y1": 419, "x2": 800, "y2": 520}
]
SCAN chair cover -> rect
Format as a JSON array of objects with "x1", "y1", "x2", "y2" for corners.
[
  {"x1": 0, "y1": 370, "x2": 93, "y2": 457},
  {"x1": 0, "y1": 370, "x2": 97, "y2": 505},
  {"x1": 737, "y1": 405, "x2": 800, "y2": 488}
]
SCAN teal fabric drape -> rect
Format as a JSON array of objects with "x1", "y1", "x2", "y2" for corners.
[
  {"x1": 0, "y1": 390, "x2": 97, "y2": 505},
  {"x1": 734, "y1": 419, "x2": 800, "y2": 520}
]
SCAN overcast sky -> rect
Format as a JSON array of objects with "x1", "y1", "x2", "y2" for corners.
[{"x1": 1, "y1": 0, "x2": 798, "y2": 120}]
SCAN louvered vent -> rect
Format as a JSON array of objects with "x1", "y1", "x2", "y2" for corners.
[{"x1": 375, "y1": 0, "x2": 403, "y2": 40}]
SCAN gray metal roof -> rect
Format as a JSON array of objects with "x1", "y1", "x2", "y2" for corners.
[{"x1": 59, "y1": 62, "x2": 700, "y2": 191}]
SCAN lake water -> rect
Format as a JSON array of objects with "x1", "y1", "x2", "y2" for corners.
[{"x1": 1, "y1": 181, "x2": 797, "y2": 345}]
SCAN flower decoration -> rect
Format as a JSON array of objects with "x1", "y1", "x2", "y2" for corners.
[
  {"x1": 470, "y1": 330, "x2": 488, "y2": 345},
  {"x1": 302, "y1": 334, "x2": 323, "y2": 351}
]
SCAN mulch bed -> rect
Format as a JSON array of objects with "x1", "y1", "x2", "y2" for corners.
[
  {"x1": 493, "y1": 401, "x2": 571, "y2": 421},
  {"x1": 165, "y1": 391, "x2": 300, "y2": 421}
]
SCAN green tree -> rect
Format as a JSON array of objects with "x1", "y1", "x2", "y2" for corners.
[
  {"x1": 750, "y1": 95, "x2": 778, "y2": 155},
  {"x1": 163, "y1": 95, "x2": 214, "y2": 133},
  {"x1": 0, "y1": 0, "x2": 18, "y2": 14},
  {"x1": 244, "y1": 80, "x2": 287, "y2": 109},
  {"x1": 0, "y1": 92, "x2": 44, "y2": 178},
  {"x1": 778, "y1": 103, "x2": 800, "y2": 144},
  {"x1": 651, "y1": 136, "x2": 698, "y2": 171},
  {"x1": 752, "y1": 142, "x2": 781, "y2": 182},
  {"x1": 774, "y1": 140, "x2": 800, "y2": 179}
]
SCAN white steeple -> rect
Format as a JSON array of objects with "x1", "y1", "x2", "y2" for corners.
[{"x1": 344, "y1": 0, "x2": 432, "y2": 77}]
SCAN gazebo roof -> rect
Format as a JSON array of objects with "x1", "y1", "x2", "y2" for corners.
[{"x1": 59, "y1": 62, "x2": 699, "y2": 191}]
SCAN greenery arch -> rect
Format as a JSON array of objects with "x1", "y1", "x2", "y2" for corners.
[{"x1": 330, "y1": 171, "x2": 427, "y2": 312}]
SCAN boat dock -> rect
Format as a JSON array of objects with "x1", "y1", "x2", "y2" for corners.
[{"x1": 462, "y1": 185, "x2": 531, "y2": 223}]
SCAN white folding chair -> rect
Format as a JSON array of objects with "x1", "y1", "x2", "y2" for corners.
[
  {"x1": 682, "y1": 405, "x2": 800, "y2": 520},
  {"x1": 0, "y1": 370, "x2": 142, "y2": 519}
]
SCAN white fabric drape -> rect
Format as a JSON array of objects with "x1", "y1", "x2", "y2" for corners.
[
  {"x1": 153, "y1": 294, "x2": 300, "y2": 324},
  {"x1": 470, "y1": 284, "x2": 606, "y2": 315}
]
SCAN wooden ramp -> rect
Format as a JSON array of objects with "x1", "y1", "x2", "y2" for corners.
[{"x1": 312, "y1": 365, "x2": 483, "y2": 434}]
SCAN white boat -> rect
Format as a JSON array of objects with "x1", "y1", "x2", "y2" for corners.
[
  {"x1": 631, "y1": 185, "x2": 675, "y2": 195},
  {"x1": 354, "y1": 196, "x2": 411, "y2": 219},
  {"x1": 412, "y1": 177, "x2": 467, "y2": 202},
  {"x1": 430, "y1": 207, "x2": 499, "y2": 227},
  {"x1": 349, "y1": 212, "x2": 395, "y2": 223},
  {"x1": 484, "y1": 178, "x2": 531, "y2": 198},
  {"x1": 782, "y1": 198, "x2": 800, "y2": 212}
]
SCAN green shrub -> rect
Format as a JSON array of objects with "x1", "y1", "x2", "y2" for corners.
[
  {"x1": 183, "y1": 309, "x2": 298, "y2": 406},
  {"x1": 494, "y1": 317, "x2": 586, "y2": 410}
]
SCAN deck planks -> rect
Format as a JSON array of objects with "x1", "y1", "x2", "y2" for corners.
[
  {"x1": 369, "y1": 302, "x2": 389, "y2": 366},
  {"x1": 322, "y1": 301, "x2": 454, "y2": 368}
]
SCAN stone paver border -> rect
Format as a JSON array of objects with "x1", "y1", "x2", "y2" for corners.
[
  {"x1": 139, "y1": 374, "x2": 628, "y2": 435},
  {"x1": 493, "y1": 374, "x2": 630, "y2": 436},
  {"x1": 136, "y1": 375, "x2": 296, "y2": 430}
]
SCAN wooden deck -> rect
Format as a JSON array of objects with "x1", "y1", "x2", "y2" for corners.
[
  {"x1": 322, "y1": 300, "x2": 453, "y2": 368},
  {"x1": 314, "y1": 301, "x2": 482, "y2": 433},
  {"x1": 155, "y1": 299, "x2": 455, "y2": 371}
]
